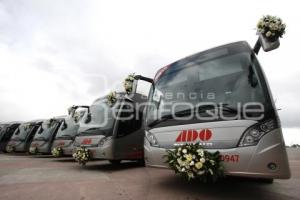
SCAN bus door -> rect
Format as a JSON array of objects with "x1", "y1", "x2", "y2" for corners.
[{"x1": 113, "y1": 100, "x2": 144, "y2": 160}]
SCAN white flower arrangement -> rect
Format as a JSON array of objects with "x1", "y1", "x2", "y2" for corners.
[
  {"x1": 106, "y1": 91, "x2": 117, "y2": 107},
  {"x1": 29, "y1": 146, "x2": 38, "y2": 154},
  {"x1": 52, "y1": 147, "x2": 63, "y2": 157},
  {"x1": 73, "y1": 147, "x2": 91, "y2": 166},
  {"x1": 6, "y1": 145, "x2": 14, "y2": 153},
  {"x1": 123, "y1": 73, "x2": 136, "y2": 94},
  {"x1": 73, "y1": 112, "x2": 81, "y2": 123},
  {"x1": 165, "y1": 143, "x2": 224, "y2": 182},
  {"x1": 46, "y1": 119, "x2": 56, "y2": 128},
  {"x1": 24, "y1": 123, "x2": 32, "y2": 132},
  {"x1": 68, "y1": 107, "x2": 74, "y2": 115},
  {"x1": 257, "y1": 15, "x2": 286, "y2": 42}
]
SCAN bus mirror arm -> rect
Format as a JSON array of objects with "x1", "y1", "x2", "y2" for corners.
[
  {"x1": 134, "y1": 75, "x2": 155, "y2": 90},
  {"x1": 253, "y1": 38, "x2": 261, "y2": 55},
  {"x1": 134, "y1": 75, "x2": 154, "y2": 84},
  {"x1": 72, "y1": 105, "x2": 90, "y2": 113}
]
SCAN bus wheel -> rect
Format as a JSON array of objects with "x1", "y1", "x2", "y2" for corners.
[
  {"x1": 137, "y1": 159, "x2": 145, "y2": 167},
  {"x1": 260, "y1": 178, "x2": 274, "y2": 184},
  {"x1": 109, "y1": 160, "x2": 121, "y2": 165}
]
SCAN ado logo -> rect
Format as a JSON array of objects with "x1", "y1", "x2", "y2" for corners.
[{"x1": 175, "y1": 129, "x2": 212, "y2": 142}]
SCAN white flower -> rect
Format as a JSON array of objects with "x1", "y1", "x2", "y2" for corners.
[
  {"x1": 197, "y1": 170, "x2": 205, "y2": 175},
  {"x1": 185, "y1": 154, "x2": 193, "y2": 162},
  {"x1": 182, "y1": 149, "x2": 187, "y2": 154},
  {"x1": 189, "y1": 161, "x2": 195, "y2": 166},
  {"x1": 181, "y1": 168, "x2": 186, "y2": 172},
  {"x1": 200, "y1": 158, "x2": 206, "y2": 163},
  {"x1": 195, "y1": 162, "x2": 203, "y2": 169},
  {"x1": 188, "y1": 172, "x2": 194, "y2": 179},
  {"x1": 177, "y1": 158, "x2": 183, "y2": 166}
]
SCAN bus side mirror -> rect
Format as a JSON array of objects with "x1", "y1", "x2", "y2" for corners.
[
  {"x1": 259, "y1": 34, "x2": 280, "y2": 52},
  {"x1": 254, "y1": 35, "x2": 280, "y2": 54},
  {"x1": 85, "y1": 113, "x2": 92, "y2": 124},
  {"x1": 38, "y1": 126, "x2": 44, "y2": 134}
]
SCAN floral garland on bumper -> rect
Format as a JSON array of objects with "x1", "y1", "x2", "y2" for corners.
[
  {"x1": 165, "y1": 143, "x2": 224, "y2": 182},
  {"x1": 257, "y1": 15, "x2": 286, "y2": 42},
  {"x1": 73, "y1": 147, "x2": 91, "y2": 165},
  {"x1": 6, "y1": 144, "x2": 14, "y2": 153},
  {"x1": 29, "y1": 146, "x2": 38, "y2": 154},
  {"x1": 52, "y1": 147, "x2": 63, "y2": 157}
]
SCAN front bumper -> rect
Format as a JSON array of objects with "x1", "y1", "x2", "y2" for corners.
[
  {"x1": 52, "y1": 141, "x2": 75, "y2": 156},
  {"x1": 72, "y1": 145, "x2": 113, "y2": 160},
  {"x1": 30, "y1": 142, "x2": 52, "y2": 154},
  {"x1": 7, "y1": 142, "x2": 27, "y2": 152},
  {"x1": 144, "y1": 129, "x2": 291, "y2": 179}
]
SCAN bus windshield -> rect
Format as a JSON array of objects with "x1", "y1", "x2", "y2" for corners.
[
  {"x1": 56, "y1": 110, "x2": 86, "y2": 138},
  {"x1": 34, "y1": 120, "x2": 59, "y2": 140},
  {"x1": 79, "y1": 98, "x2": 116, "y2": 136},
  {"x1": 11, "y1": 124, "x2": 32, "y2": 141},
  {"x1": 146, "y1": 44, "x2": 271, "y2": 127}
]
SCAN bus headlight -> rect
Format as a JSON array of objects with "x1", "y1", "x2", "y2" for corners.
[
  {"x1": 146, "y1": 131, "x2": 159, "y2": 147},
  {"x1": 98, "y1": 137, "x2": 112, "y2": 147},
  {"x1": 73, "y1": 140, "x2": 80, "y2": 147},
  {"x1": 239, "y1": 119, "x2": 278, "y2": 147}
]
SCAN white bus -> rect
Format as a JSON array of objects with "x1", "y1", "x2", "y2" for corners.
[
  {"x1": 73, "y1": 92, "x2": 147, "y2": 165},
  {"x1": 135, "y1": 41, "x2": 291, "y2": 182},
  {"x1": 29, "y1": 116, "x2": 66, "y2": 154},
  {"x1": 51, "y1": 106, "x2": 88, "y2": 156}
]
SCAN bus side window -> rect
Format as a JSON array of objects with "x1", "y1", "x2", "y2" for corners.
[{"x1": 117, "y1": 106, "x2": 142, "y2": 137}]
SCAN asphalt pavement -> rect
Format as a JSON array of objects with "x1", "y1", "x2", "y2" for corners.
[{"x1": 0, "y1": 148, "x2": 299, "y2": 200}]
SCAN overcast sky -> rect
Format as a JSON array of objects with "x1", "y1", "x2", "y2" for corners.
[{"x1": 0, "y1": 0, "x2": 299, "y2": 144}]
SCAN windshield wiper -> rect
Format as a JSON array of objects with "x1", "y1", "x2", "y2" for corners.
[
  {"x1": 147, "y1": 114, "x2": 175, "y2": 128},
  {"x1": 56, "y1": 134, "x2": 74, "y2": 139},
  {"x1": 34, "y1": 136, "x2": 47, "y2": 141}
]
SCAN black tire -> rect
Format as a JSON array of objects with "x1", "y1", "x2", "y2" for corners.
[
  {"x1": 137, "y1": 159, "x2": 145, "y2": 167},
  {"x1": 109, "y1": 160, "x2": 121, "y2": 165},
  {"x1": 260, "y1": 178, "x2": 274, "y2": 184}
]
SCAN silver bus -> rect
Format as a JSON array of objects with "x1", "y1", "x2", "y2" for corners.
[
  {"x1": 0, "y1": 122, "x2": 21, "y2": 152},
  {"x1": 29, "y1": 116, "x2": 66, "y2": 154},
  {"x1": 135, "y1": 41, "x2": 291, "y2": 182},
  {"x1": 73, "y1": 92, "x2": 147, "y2": 165},
  {"x1": 6, "y1": 120, "x2": 43, "y2": 153},
  {"x1": 51, "y1": 106, "x2": 88, "y2": 156}
]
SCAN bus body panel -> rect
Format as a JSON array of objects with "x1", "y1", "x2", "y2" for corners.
[
  {"x1": 30, "y1": 118, "x2": 65, "y2": 154},
  {"x1": 73, "y1": 93, "x2": 146, "y2": 162},
  {"x1": 144, "y1": 128, "x2": 290, "y2": 179},
  {"x1": 51, "y1": 139, "x2": 74, "y2": 156},
  {"x1": 30, "y1": 140, "x2": 52, "y2": 154},
  {"x1": 74, "y1": 135, "x2": 114, "y2": 159},
  {"x1": 5, "y1": 121, "x2": 41, "y2": 152}
]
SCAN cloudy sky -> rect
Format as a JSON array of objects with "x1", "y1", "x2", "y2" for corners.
[{"x1": 0, "y1": 0, "x2": 299, "y2": 144}]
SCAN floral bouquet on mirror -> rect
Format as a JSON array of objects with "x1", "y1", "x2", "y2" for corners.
[
  {"x1": 257, "y1": 15, "x2": 286, "y2": 42},
  {"x1": 165, "y1": 143, "x2": 224, "y2": 182},
  {"x1": 73, "y1": 147, "x2": 90, "y2": 166},
  {"x1": 52, "y1": 147, "x2": 63, "y2": 157},
  {"x1": 107, "y1": 91, "x2": 117, "y2": 107},
  {"x1": 123, "y1": 73, "x2": 135, "y2": 94}
]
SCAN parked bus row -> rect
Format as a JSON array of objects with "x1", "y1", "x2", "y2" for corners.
[{"x1": 0, "y1": 36, "x2": 291, "y2": 183}]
